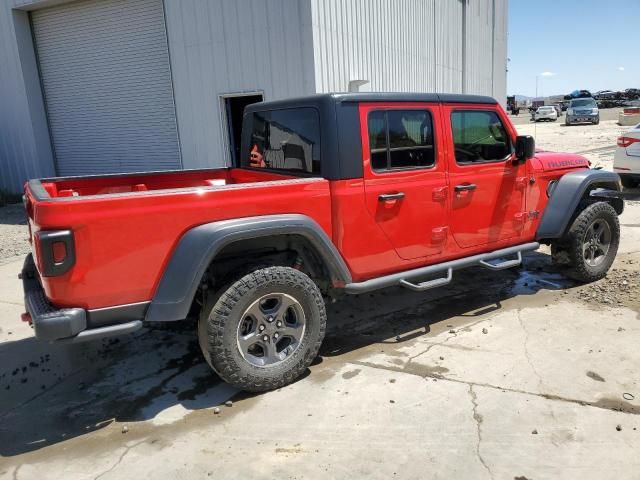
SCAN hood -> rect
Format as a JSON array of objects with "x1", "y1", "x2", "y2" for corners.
[{"x1": 534, "y1": 150, "x2": 590, "y2": 172}]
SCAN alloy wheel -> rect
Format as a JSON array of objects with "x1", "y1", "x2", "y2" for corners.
[{"x1": 236, "y1": 293, "x2": 306, "y2": 367}]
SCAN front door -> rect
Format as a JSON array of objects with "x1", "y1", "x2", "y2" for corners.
[
  {"x1": 443, "y1": 105, "x2": 527, "y2": 248},
  {"x1": 360, "y1": 103, "x2": 449, "y2": 260}
]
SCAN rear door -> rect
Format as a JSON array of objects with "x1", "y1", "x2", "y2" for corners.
[
  {"x1": 360, "y1": 103, "x2": 449, "y2": 260},
  {"x1": 443, "y1": 105, "x2": 527, "y2": 248}
]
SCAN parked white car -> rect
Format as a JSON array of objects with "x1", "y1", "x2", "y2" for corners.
[
  {"x1": 534, "y1": 106, "x2": 558, "y2": 122},
  {"x1": 614, "y1": 123, "x2": 640, "y2": 188}
]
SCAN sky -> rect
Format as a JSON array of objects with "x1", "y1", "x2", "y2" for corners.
[{"x1": 508, "y1": 0, "x2": 639, "y2": 97}]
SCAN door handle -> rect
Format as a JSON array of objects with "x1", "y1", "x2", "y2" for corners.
[
  {"x1": 454, "y1": 183, "x2": 477, "y2": 192},
  {"x1": 378, "y1": 192, "x2": 405, "y2": 202}
]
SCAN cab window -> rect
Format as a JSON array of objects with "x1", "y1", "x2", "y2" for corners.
[
  {"x1": 244, "y1": 108, "x2": 320, "y2": 175},
  {"x1": 451, "y1": 110, "x2": 512, "y2": 164},
  {"x1": 368, "y1": 109, "x2": 435, "y2": 171}
]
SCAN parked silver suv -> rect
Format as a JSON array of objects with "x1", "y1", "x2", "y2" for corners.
[{"x1": 566, "y1": 98, "x2": 599, "y2": 125}]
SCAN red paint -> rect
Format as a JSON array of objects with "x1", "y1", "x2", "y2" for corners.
[{"x1": 24, "y1": 101, "x2": 589, "y2": 312}]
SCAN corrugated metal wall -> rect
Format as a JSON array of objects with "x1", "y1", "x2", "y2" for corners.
[
  {"x1": 309, "y1": 0, "x2": 507, "y2": 100},
  {"x1": 491, "y1": 0, "x2": 508, "y2": 103},
  {"x1": 163, "y1": 0, "x2": 315, "y2": 169}
]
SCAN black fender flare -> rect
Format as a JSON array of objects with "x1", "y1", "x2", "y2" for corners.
[
  {"x1": 536, "y1": 169, "x2": 621, "y2": 240},
  {"x1": 145, "y1": 214, "x2": 351, "y2": 322}
]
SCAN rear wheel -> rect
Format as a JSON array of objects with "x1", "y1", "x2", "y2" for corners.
[
  {"x1": 552, "y1": 202, "x2": 619, "y2": 282},
  {"x1": 198, "y1": 266, "x2": 326, "y2": 392}
]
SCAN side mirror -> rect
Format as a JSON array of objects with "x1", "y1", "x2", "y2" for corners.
[{"x1": 515, "y1": 135, "x2": 535, "y2": 161}]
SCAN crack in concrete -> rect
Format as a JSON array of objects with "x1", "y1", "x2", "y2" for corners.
[
  {"x1": 468, "y1": 385, "x2": 493, "y2": 479},
  {"x1": 516, "y1": 308, "x2": 544, "y2": 389},
  {"x1": 94, "y1": 440, "x2": 145, "y2": 480},
  {"x1": 350, "y1": 360, "x2": 640, "y2": 416},
  {"x1": 12, "y1": 464, "x2": 21, "y2": 480},
  {"x1": 0, "y1": 299, "x2": 23, "y2": 306},
  {"x1": 403, "y1": 317, "x2": 494, "y2": 369}
]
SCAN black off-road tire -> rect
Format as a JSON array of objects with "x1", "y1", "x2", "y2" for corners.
[
  {"x1": 552, "y1": 202, "x2": 619, "y2": 283},
  {"x1": 198, "y1": 266, "x2": 326, "y2": 392}
]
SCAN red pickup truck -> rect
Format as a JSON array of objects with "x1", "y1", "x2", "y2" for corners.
[{"x1": 21, "y1": 93, "x2": 623, "y2": 392}]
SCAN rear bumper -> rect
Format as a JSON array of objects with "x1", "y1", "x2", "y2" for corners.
[{"x1": 22, "y1": 254, "x2": 145, "y2": 343}]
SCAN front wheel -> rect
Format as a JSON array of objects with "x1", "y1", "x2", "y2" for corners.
[
  {"x1": 552, "y1": 202, "x2": 620, "y2": 282},
  {"x1": 198, "y1": 266, "x2": 326, "y2": 392}
]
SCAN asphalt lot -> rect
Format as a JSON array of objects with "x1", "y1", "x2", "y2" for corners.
[{"x1": 1, "y1": 117, "x2": 640, "y2": 479}]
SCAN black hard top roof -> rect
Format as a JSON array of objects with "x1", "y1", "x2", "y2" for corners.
[{"x1": 246, "y1": 92, "x2": 498, "y2": 112}]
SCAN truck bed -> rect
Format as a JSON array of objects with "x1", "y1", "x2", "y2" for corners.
[
  {"x1": 29, "y1": 168, "x2": 296, "y2": 199},
  {"x1": 24, "y1": 168, "x2": 332, "y2": 310}
]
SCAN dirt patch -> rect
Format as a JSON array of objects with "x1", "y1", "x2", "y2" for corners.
[
  {"x1": 573, "y1": 266, "x2": 640, "y2": 311},
  {"x1": 0, "y1": 205, "x2": 30, "y2": 264}
]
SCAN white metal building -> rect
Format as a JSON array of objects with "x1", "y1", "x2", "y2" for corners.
[{"x1": 0, "y1": 0, "x2": 508, "y2": 193}]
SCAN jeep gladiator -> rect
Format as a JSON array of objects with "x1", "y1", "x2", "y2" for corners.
[{"x1": 21, "y1": 93, "x2": 624, "y2": 391}]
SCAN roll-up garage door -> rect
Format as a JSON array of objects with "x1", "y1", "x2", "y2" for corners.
[{"x1": 31, "y1": 0, "x2": 181, "y2": 176}]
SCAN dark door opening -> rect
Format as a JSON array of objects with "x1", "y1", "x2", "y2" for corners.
[{"x1": 224, "y1": 94, "x2": 264, "y2": 166}]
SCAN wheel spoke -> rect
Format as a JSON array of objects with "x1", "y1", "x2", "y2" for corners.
[
  {"x1": 244, "y1": 301, "x2": 265, "y2": 321},
  {"x1": 274, "y1": 294, "x2": 298, "y2": 317},
  {"x1": 281, "y1": 323, "x2": 304, "y2": 342},
  {"x1": 238, "y1": 332, "x2": 261, "y2": 355},
  {"x1": 264, "y1": 340, "x2": 282, "y2": 363}
]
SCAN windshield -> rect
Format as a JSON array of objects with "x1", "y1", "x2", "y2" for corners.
[{"x1": 571, "y1": 99, "x2": 596, "y2": 107}]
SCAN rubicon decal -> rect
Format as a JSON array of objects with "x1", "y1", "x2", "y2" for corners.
[{"x1": 546, "y1": 159, "x2": 589, "y2": 169}]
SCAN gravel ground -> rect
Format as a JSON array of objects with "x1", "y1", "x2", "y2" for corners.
[{"x1": 0, "y1": 204, "x2": 30, "y2": 265}]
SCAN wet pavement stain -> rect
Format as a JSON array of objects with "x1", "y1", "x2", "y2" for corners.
[
  {"x1": 341, "y1": 369, "x2": 361, "y2": 380},
  {"x1": 586, "y1": 371, "x2": 605, "y2": 382},
  {"x1": 591, "y1": 397, "x2": 639, "y2": 415}
]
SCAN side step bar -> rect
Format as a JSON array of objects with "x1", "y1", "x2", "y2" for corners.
[{"x1": 344, "y1": 242, "x2": 539, "y2": 294}]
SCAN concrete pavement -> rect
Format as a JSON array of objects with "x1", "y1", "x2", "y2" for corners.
[{"x1": 0, "y1": 201, "x2": 639, "y2": 479}]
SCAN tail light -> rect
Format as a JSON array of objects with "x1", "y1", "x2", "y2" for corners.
[
  {"x1": 617, "y1": 136, "x2": 640, "y2": 148},
  {"x1": 33, "y1": 230, "x2": 75, "y2": 277}
]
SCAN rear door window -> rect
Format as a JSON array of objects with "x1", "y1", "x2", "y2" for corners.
[
  {"x1": 451, "y1": 110, "x2": 513, "y2": 164},
  {"x1": 368, "y1": 109, "x2": 436, "y2": 171},
  {"x1": 245, "y1": 108, "x2": 320, "y2": 175}
]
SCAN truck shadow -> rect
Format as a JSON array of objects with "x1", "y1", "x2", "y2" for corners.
[
  {"x1": 0, "y1": 251, "x2": 570, "y2": 457},
  {"x1": 321, "y1": 250, "x2": 569, "y2": 357}
]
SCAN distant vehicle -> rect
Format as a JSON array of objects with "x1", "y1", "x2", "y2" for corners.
[
  {"x1": 625, "y1": 89, "x2": 640, "y2": 100},
  {"x1": 564, "y1": 90, "x2": 593, "y2": 100},
  {"x1": 614, "y1": 123, "x2": 640, "y2": 188},
  {"x1": 552, "y1": 104, "x2": 562, "y2": 117},
  {"x1": 534, "y1": 106, "x2": 558, "y2": 122},
  {"x1": 566, "y1": 98, "x2": 599, "y2": 125},
  {"x1": 594, "y1": 90, "x2": 617, "y2": 100}
]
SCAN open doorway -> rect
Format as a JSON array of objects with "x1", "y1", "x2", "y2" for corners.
[{"x1": 222, "y1": 93, "x2": 264, "y2": 166}]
